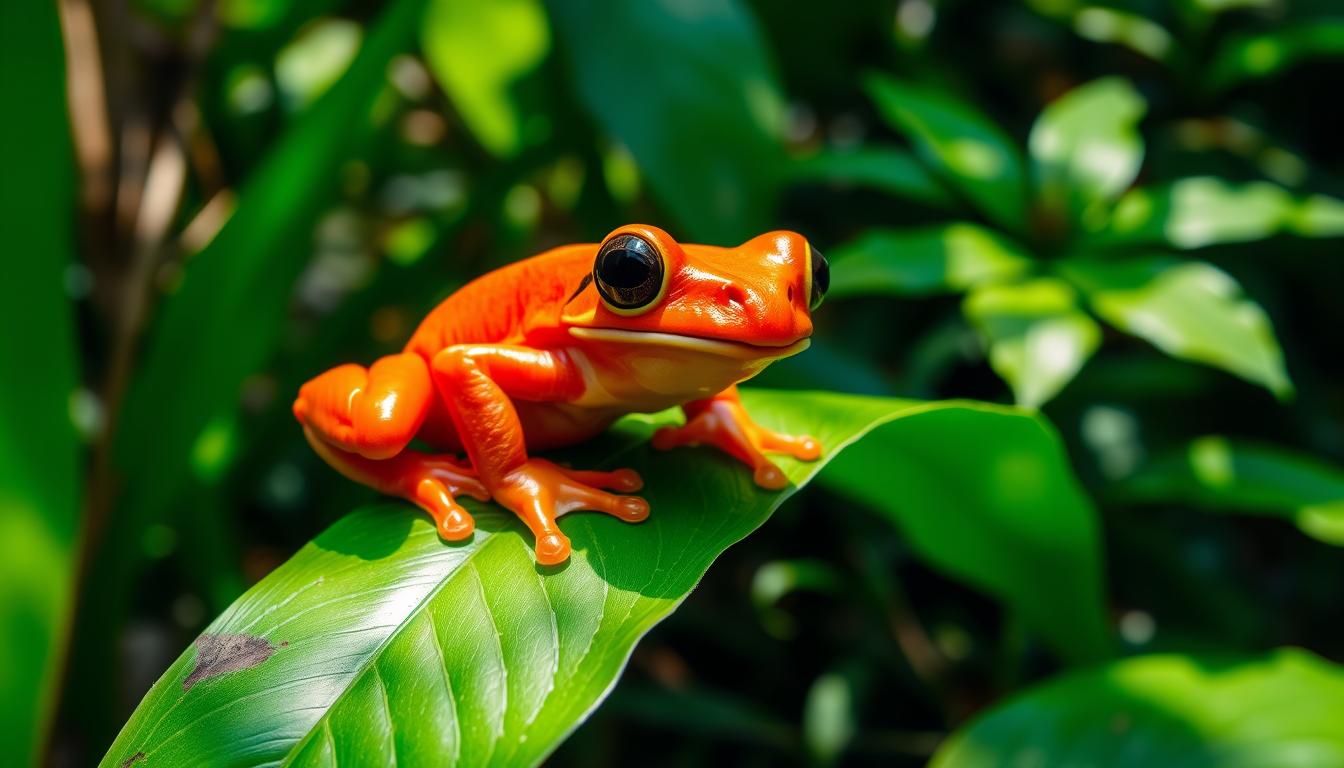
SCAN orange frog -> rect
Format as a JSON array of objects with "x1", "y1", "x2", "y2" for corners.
[{"x1": 294, "y1": 224, "x2": 828, "y2": 564}]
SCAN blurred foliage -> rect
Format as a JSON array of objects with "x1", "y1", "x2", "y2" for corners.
[{"x1": 4, "y1": 0, "x2": 1342, "y2": 765}]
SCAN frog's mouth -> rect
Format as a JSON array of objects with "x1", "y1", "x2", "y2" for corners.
[{"x1": 569, "y1": 327, "x2": 810, "y2": 361}]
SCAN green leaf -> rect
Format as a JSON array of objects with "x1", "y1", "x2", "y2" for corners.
[
  {"x1": 422, "y1": 0, "x2": 550, "y2": 158},
  {"x1": 829, "y1": 223, "x2": 1033, "y2": 298},
  {"x1": 1121, "y1": 436, "x2": 1344, "y2": 546},
  {"x1": 789, "y1": 146, "x2": 956, "y2": 208},
  {"x1": 1029, "y1": 77, "x2": 1146, "y2": 225},
  {"x1": 964, "y1": 278, "x2": 1101, "y2": 408},
  {"x1": 818, "y1": 400, "x2": 1109, "y2": 663},
  {"x1": 932, "y1": 649, "x2": 1344, "y2": 767},
  {"x1": 1096, "y1": 177, "x2": 1344, "y2": 249},
  {"x1": 866, "y1": 74, "x2": 1028, "y2": 230},
  {"x1": 112, "y1": 0, "x2": 426, "y2": 555},
  {"x1": 1209, "y1": 22, "x2": 1344, "y2": 91},
  {"x1": 0, "y1": 2, "x2": 82, "y2": 764},
  {"x1": 103, "y1": 390, "x2": 1106, "y2": 765},
  {"x1": 549, "y1": 0, "x2": 785, "y2": 244},
  {"x1": 1061, "y1": 257, "x2": 1292, "y2": 397}
]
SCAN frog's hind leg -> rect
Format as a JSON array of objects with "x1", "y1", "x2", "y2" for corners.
[{"x1": 294, "y1": 352, "x2": 488, "y2": 539}]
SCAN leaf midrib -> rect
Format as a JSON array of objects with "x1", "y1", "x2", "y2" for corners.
[{"x1": 277, "y1": 526, "x2": 508, "y2": 766}]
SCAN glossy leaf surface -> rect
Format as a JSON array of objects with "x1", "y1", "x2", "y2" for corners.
[
  {"x1": 1122, "y1": 436, "x2": 1344, "y2": 546},
  {"x1": 932, "y1": 649, "x2": 1344, "y2": 767},
  {"x1": 103, "y1": 390, "x2": 1106, "y2": 766},
  {"x1": 964, "y1": 278, "x2": 1101, "y2": 408},
  {"x1": 1095, "y1": 177, "x2": 1344, "y2": 248},
  {"x1": 1029, "y1": 77, "x2": 1146, "y2": 222},
  {"x1": 549, "y1": 0, "x2": 785, "y2": 244},
  {"x1": 1209, "y1": 22, "x2": 1344, "y2": 91},
  {"x1": 1061, "y1": 257, "x2": 1291, "y2": 397},
  {"x1": 867, "y1": 74, "x2": 1028, "y2": 230},
  {"x1": 0, "y1": 1, "x2": 82, "y2": 762},
  {"x1": 422, "y1": 0, "x2": 549, "y2": 157},
  {"x1": 829, "y1": 223, "x2": 1032, "y2": 298}
]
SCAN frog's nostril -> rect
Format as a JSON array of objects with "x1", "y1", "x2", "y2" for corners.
[
  {"x1": 720, "y1": 282, "x2": 748, "y2": 310},
  {"x1": 787, "y1": 285, "x2": 794, "y2": 303}
]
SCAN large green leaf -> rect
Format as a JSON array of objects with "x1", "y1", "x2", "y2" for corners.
[
  {"x1": 1060, "y1": 257, "x2": 1292, "y2": 398},
  {"x1": 1029, "y1": 77, "x2": 1146, "y2": 225},
  {"x1": 963, "y1": 278, "x2": 1101, "y2": 408},
  {"x1": 829, "y1": 223, "x2": 1032, "y2": 298},
  {"x1": 422, "y1": 0, "x2": 550, "y2": 158},
  {"x1": 790, "y1": 146, "x2": 957, "y2": 209},
  {"x1": 1121, "y1": 436, "x2": 1344, "y2": 546},
  {"x1": 0, "y1": 2, "x2": 82, "y2": 764},
  {"x1": 932, "y1": 649, "x2": 1344, "y2": 767},
  {"x1": 102, "y1": 390, "x2": 1107, "y2": 766},
  {"x1": 818, "y1": 399, "x2": 1109, "y2": 662},
  {"x1": 1094, "y1": 177, "x2": 1344, "y2": 249},
  {"x1": 548, "y1": 0, "x2": 786, "y2": 244},
  {"x1": 866, "y1": 74, "x2": 1028, "y2": 230}
]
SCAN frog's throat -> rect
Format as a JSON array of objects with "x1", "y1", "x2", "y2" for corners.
[{"x1": 568, "y1": 327, "x2": 810, "y2": 361}]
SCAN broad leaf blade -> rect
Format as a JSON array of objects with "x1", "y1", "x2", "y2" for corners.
[
  {"x1": 0, "y1": 2, "x2": 82, "y2": 764},
  {"x1": 1029, "y1": 77, "x2": 1146, "y2": 225},
  {"x1": 866, "y1": 74, "x2": 1028, "y2": 230},
  {"x1": 964, "y1": 278, "x2": 1101, "y2": 408},
  {"x1": 790, "y1": 146, "x2": 957, "y2": 208},
  {"x1": 1095, "y1": 177, "x2": 1344, "y2": 248},
  {"x1": 549, "y1": 0, "x2": 786, "y2": 244},
  {"x1": 819, "y1": 401, "x2": 1109, "y2": 662},
  {"x1": 103, "y1": 390, "x2": 1107, "y2": 766},
  {"x1": 422, "y1": 0, "x2": 550, "y2": 158},
  {"x1": 1122, "y1": 436, "x2": 1344, "y2": 546},
  {"x1": 829, "y1": 223, "x2": 1033, "y2": 298},
  {"x1": 932, "y1": 649, "x2": 1344, "y2": 767},
  {"x1": 1061, "y1": 257, "x2": 1292, "y2": 398}
]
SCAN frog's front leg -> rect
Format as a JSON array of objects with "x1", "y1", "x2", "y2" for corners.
[
  {"x1": 430, "y1": 345, "x2": 649, "y2": 565},
  {"x1": 652, "y1": 385, "x2": 821, "y2": 489}
]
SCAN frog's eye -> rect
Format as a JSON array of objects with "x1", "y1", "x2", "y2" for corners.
[
  {"x1": 593, "y1": 233, "x2": 667, "y2": 315},
  {"x1": 808, "y1": 245, "x2": 829, "y2": 311}
]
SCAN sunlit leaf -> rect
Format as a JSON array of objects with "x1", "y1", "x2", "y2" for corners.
[
  {"x1": 866, "y1": 74, "x2": 1028, "y2": 230},
  {"x1": 1096, "y1": 177, "x2": 1344, "y2": 248},
  {"x1": 1061, "y1": 257, "x2": 1291, "y2": 397},
  {"x1": 829, "y1": 223, "x2": 1033, "y2": 298},
  {"x1": 103, "y1": 390, "x2": 1106, "y2": 765},
  {"x1": 803, "y1": 672, "x2": 857, "y2": 765},
  {"x1": 0, "y1": 2, "x2": 82, "y2": 762},
  {"x1": 422, "y1": 0, "x2": 550, "y2": 157},
  {"x1": 790, "y1": 146, "x2": 956, "y2": 208},
  {"x1": 964, "y1": 278, "x2": 1101, "y2": 408},
  {"x1": 550, "y1": 0, "x2": 786, "y2": 244},
  {"x1": 1122, "y1": 436, "x2": 1344, "y2": 546},
  {"x1": 275, "y1": 18, "x2": 363, "y2": 111},
  {"x1": 932, "y1": 649, "x2": 1344, "y2": 767},
  {"x1": 819, "y1": 400, "x2": 1109, "y2": 663},
  {"x1": 1029, "y1": 77, "x2": 1146, "y2": 225},
  {"x1": 1209, "y1": 22, "x2": 1344, "y2": 91}
]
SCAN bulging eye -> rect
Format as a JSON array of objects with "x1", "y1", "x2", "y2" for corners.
[
  {"x1": 809, "y1": 245, "x2": 829, "y2": 311},
  {"x1": 593, "y1": 233, "x2": 666, "y2": 314}
]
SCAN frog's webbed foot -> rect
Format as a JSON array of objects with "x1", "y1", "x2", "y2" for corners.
[
  {"x1": 652, "y1": 391, "x2": 821, "y2": 490},
  {"x1": 491, "y1": 458, "x2": 648, "y2": 565},
  {"x1": 397, "y1": 453, "x2": 491, "y2": 541}
]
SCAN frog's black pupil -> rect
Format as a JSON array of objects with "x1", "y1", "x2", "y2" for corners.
[
  {"x1": 594, "y1": 234, "x2": 663, "y2": 310},
  {"x1": 809, "y1": 246, "x2": 829, "y2": 310}
]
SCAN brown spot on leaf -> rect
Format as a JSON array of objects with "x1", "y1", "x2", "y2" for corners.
[
  {"x1": 120, "y1": 751, "x2": 146, "y2": 767},
  {"x1": 280, "y1": 641, "x2": 289, "y2": 647},
  {"x1": 183, "y1": 633, "x2": 275, "y2": 691}
]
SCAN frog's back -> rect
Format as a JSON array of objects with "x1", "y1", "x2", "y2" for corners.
[{"x1": 404, "y1": 244, "x2": 594, "y2": 358}]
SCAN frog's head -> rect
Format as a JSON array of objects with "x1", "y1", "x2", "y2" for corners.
[{"x1": 561, "y1": 224, "x2": 827, "y2": 362}]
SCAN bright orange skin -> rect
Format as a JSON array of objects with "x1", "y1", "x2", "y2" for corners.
[{"x1": 294, "y1": 224, "x2": 822, "y2": 565}]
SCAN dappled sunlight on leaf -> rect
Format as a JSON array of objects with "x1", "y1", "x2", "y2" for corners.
[
  {"x1": 829, "y1": 223, "x2": 1032, "y2": 297},
  {"x1": 1061, "y1": 258, "x2": 1291, "y2": 397}
]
